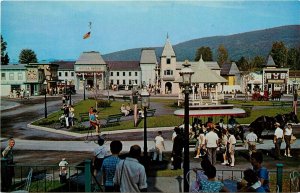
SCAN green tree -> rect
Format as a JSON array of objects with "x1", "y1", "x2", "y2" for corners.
[
  {"x1": 217, "y1": 44, "x2": 229, "y2": 67},
  {"x1": 251, "y1": 56, "x2": 265, "y2": 70},
  {"x1": 287, "y1": 47, "x2": 300, "y2": 70},
  {"x1": 270, "y1": 41, "x2": 288, "y2": 67},
  {"x1": 236, "y1": 56, "x2": 249, "y2": 71},
  {"x1": 19, "y1": 49, "x2": 38, "y2": 64},
  {"x1": 1, "y1": 35, "x2": 10, "y2": 65},
  {"x1": 194, "y1": 46, "x2": 213, "y2": 61}
]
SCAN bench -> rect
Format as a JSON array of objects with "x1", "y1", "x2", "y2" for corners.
[
  {"x1": 101, "y1": 114, "x2": 123, "y2": 127},
  {"x1": 108, "y1": 95, "x2": 115, "y2": 101},
  {"x1": 79, "y1": 112, "x2": 89, "y2": 122},
  {"x1": 123, "y1": 96, "x2": 131, "y2": 102},
  {"x1": 139, "y1": 109, "x2": 156, "y2": 119}
]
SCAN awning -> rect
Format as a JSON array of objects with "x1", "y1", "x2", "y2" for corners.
[{"x1": 174, "y1": 108, "x2": 246, "y2": 117}]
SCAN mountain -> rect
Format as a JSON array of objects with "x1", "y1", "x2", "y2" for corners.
[{"x1": 102, "y1": 25, "x2": 300, "y2": 62}]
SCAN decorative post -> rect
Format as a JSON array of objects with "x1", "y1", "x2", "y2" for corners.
[
  {"x1": 44, "y1": 80, "x2": 48, "y2": 118},
  {"x1": 85, "y1": 159, "x2": 91, "y2": 192},
  {"x1": 141, "y1": 89, "x2": 150, "y2": 168},
  {"x1": 276, "y1": 163, "x2": 283, "y2": 193},
  {"x1": 179, "y1": 60, "x2": 194, "y2": 193}
]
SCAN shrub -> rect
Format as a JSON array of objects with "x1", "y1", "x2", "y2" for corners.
[
  {"x1": 36, "y1": 119, "x2": 57, "y2": 126},
  {"x1": 97, "y1": 100, "x2": 112, "y2": 108},
  {"x1": 71, "y1": 123, "x2": 89, "y2": 131}
]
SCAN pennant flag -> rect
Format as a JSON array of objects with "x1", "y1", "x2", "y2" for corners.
[{"x1": 83, "y1": 31, "x2": 91, "y2": 39}]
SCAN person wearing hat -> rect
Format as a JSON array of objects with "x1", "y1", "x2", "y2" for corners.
[
  {"x1": 59, "y1": 158, "x2": 69, "y2": 183},
  {"x1": 246, "y1": 127, "x2": 258, "y2": 156},
  {"x1": 274, "y1": 122, "x2": 283, "y2": 160}
]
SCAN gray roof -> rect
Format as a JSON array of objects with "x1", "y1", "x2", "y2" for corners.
[
  {"x1": 175, "y1": 61, "x2": 227, "y2": 83},
  {"x1": 75, "y1": 51, "x2": 106, "y2": 65},
  {"x1": 140, "y1": 48, "x2": 157, "y2": 64},
  {"x1": 161, "y1": 38, "x2": 176, "y2": 57},
  {"x1": 265, "y1": 55, "x2": 276, "y2": 67},
  {"x1": 198, "y1": 57, "x2": 220, "y2": 70},
  {"x1": 1, "y1": 64, "x2": 27, "y2": 70},
  {"x1": 106, "y1": 61, "x2": 141, "y2": 71},
  {"x1": 221, "y1": 62, "x2": 240, "y2": 75}
]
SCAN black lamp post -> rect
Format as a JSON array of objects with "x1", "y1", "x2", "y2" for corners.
[
  {"x1": 69, "y1": 84, "x2": 72, "y2": 106},
  {"x1": 141, "y1": 89, "x2": 150, "y2": 164},
  {"x1": 83, "y1": 78, "x2": 86, "y2": 100},
  {"x1": 43, "y1": 80, "x2": 48, "y2": 118},
  {"x1": 179, "y1": 60, "x2": 194, "y2": 192}
]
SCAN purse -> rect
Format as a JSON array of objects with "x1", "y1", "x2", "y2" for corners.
[{"x1": 290, "y1": 135, "x2": 297, "y2": 144}]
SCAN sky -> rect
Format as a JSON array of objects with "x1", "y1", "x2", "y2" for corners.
[{"x1": 1, "y1": 0, "x2": 300, "y2": 63}]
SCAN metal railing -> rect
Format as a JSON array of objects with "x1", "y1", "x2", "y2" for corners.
[
  {"x1": 1, "y1": 159, "x2": 93, "y2": 192},
  {"x1": 2, "y1": 158, "x2": 300, "y2": 192}
]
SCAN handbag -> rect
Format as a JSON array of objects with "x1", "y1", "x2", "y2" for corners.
[{"x1": 290, "y1": 135, "x2": 297, "y2": 144}]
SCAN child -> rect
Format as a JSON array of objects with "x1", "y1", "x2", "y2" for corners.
[{"x1": 153, "y1": 131, "x2": 165, "y2": 162}]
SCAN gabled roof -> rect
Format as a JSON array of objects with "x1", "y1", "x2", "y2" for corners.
[
  {"x1": 106, "y1": 61, "x2": 141, "y2": 71},
  {"x1": 75, "y1": 51, "x2": 106, "y2": 65},
  {"x1": 161, "y1": 38, "x2": 176, "y2": 57},
  {"x1": 220, "y1": 63, "x2": 240, "y2": 76},
  {"x1": 175, "y1": 61, "x2": 227, "y2": 83},
  {"x1": 265, "y1": 55, "x2": 276, "y2": 67},
  {"x1": 199, "y1": 56, "x2": 220, "y2": 70},
  {"x1": 52, "y1": 61, "x2": 75, "y2": 70},
  {"x1": 140, "y1": 48, "x2": 157, "y2": 64}
]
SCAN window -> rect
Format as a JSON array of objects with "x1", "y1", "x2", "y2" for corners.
[
  {"x1": 129, "y1": 72, "x2": 132, "y2": 76},
  {"x1": 135, "y1": 72, "x2": 138, "y2": 76},
  {"x1": 167, "y1": 58, "x2": 171, "y2": 64},
  {"x1": 164, "y1": 70, "x2": 173, "y2": 75},
  {"x1": 117, "y1": 80, "x2": 119, "y2": 84},
  {"x1": 123, "y1": 80, "x2": 126, "y2": 85},
  {"x1": 129, "y1": 80, "x2": 132, "y2": 85},
  {"x1": 18, "y1": 72, "x2": 23, "y2": 80},
  {"x1": 117, "y1": 72, "x2": 119, "y2": 76},
  {"x1": 123, "y1": 72, "x2": 125, "y2": 76},
  {"x1": 111, "y1": 72, "x2": 113, "y2": 76},
  {"x1": 65, "y1": 72, "x2": 68, "y2": 76},
  {"x1": 9, "y1": 73, "x2": 14, "y2": 80},
  {"x1": 59, "y1": 72, "x2": 62, "y2": 76},
  {"x1": 1, "y1": 73, "x2": 6, "y2": 80},
  {"x1": 110, "y1": 80, "x2": 114, "y2": 85},
  {"x1": 135, "y1": 80, "x2": 137, "y2": 84},
  {"x1": 71, "y1": 72, "x2": 74, "y2": 77}
]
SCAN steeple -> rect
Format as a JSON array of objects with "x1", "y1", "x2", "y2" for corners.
[
  {"x1": 265, "y1": 55, "x2": 276, "y2": 67},
  {"x1": 161, "y1": 35, "x2": 175, "y2": 57}
]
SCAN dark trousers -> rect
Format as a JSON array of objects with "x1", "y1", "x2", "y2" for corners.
[
  {"x1": 105, "y1": 186, "x2": 114, "y2": 192},
  {"x1": 207, "y1": 147, "x2": 217, "y2": 165},
  {"x1": 172, "y1": 152, "x2": 182, "y2": 169},
  {"x1": 275, "y1": 138, "x2": 282, "y2": 159},
  {"x1": 284, "y1": 135, "x2": 291, "y2": 153}
]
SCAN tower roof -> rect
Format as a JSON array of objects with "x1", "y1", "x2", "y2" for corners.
[
  {"x1": 265, "y1": 55, "x2": 276, "y2": 67},
  {"x1": 75, "y1": 51, "x2": 106, "y2": 65},
  {"x1": 161, "y1": 38, "x2": 175, "y2": 57},
  {"x1": 140, "y1": 48, "x2": 157, "y2": 64}
]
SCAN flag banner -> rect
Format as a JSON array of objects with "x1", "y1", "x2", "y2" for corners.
[{"x1": 83, "y1": 31, "x2": 91, "y2": 39}]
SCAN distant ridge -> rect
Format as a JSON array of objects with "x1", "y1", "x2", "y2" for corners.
[{"x1": 102, "y1": 25, "x2": 300, "y2": 62}]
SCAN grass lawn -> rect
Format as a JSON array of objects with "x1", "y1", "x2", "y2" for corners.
[{"x1": 32, "y1": 99, "x2": 298, "y2": 132}]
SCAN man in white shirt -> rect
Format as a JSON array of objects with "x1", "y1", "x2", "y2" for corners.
[
  {"x1": 114, "y1": 145, "x2": 147, "y2": 192},
  {"x1": 246, "y1": 127, "x2": 258, "y2": 156},
  {"x1": 274, "y1": 122, "x2": 283, "y2": 160},
  {"x1": 153, "y1": 131, "x2": 165, "y2": 162},
  {"x1": 205, "y1": 126, "x2": 219, "y2": 166}
]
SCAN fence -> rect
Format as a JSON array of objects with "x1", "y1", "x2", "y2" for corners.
[
  {"x1": 2, "y1": 158, "x2": 300, "y2": 192},
  {"x1": 1, "y1": 159, "x2": 95, "y2": 192}
]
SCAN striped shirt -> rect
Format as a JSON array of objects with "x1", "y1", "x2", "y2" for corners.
[{"x1": 246, "y1": 132, "x2": 258, "y2": 142}]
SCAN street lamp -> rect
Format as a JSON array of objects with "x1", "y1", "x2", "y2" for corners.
[
  {"x1": 179, "y1": 60, "x2": 194, "y2": 192},
  {"x1": 69, "y1": 82, "x2": 72, "y2": 106},
  {"x1": 83, "y1": 78, "x2": 86, "y2": 100},
  {"x1": 141, "y1": 89, "x2": 150, "y2": 165},
  {"x1": 43, "y1": 80, "x2": 48, "y2": 118},
  {"x1": 132, "y1": 83, "x2": 139, "y2": 127}
]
